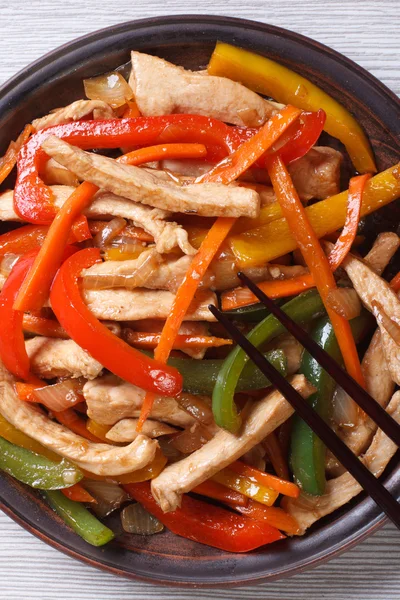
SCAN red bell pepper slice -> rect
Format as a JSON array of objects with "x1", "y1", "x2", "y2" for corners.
[
  {"x1": 0, "y1": 225, "x2": 49, "y2": 257},
  {"x1": 273, "y1": 109, "x2": 326, "y2": 164},
  {"x1": 49, "y1": 248, "x2": 183, "y2": 397},
  {"x1": 123, "y1": 482, "x2": 284, "y2": 552}
]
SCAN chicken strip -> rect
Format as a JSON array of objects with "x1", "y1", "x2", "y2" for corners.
[
  {"x1": 41, "y1": 136, "x2": 260, "y2": 218},
  {"x1": 363, "y1": 232, "x2": 400, "y2": 275},
  {"x1": 0, "y1": 361, "x2": 157, "y2": 476},
  {"x1": 284, "y1": 391, "x2": 400, "y2": 535},
  {"x1": 83, "y1": 375, "x2": 195, "y2": 427},
  {"x1": 106, "y1": 419, "x2": 177, "y2": 443},
  {"x1": 151, "y1": 375, "x2": 314, "y2": 512},
  {"x1": 26, "y1": 337, "x2": 103, "y2": 380},
  {"x1": 342, "y1": 253, "x2": 400, "y2": 385},
  {"x1": 82, "y1": 288, "x2": 217, "y2": 321},
  {"x1": 0, "y1": 186, "x2": 196, "y2": 255},
  {"x1": 129, "y1": 51, "x2": 277, "y2": 127},
  {"x1": 32, "y1": 99, "x2": 115, "y2": 131}
]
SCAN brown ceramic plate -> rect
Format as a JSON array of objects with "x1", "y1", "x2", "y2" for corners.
[{"x1": 0, "y1": 14, "x2": 399, "y2": 588}]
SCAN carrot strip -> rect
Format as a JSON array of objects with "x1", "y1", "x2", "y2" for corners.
[
  {"x1": 193, "y1": 480, "x2": 248, "y2": 507},
  {"x1": 267, "y1": 155, "x2": 365, "y2": 388},
  {"x1": 137, "y1": 217, "x2": 236, "y2": 430},
  {"x1": 123, "y1": 331, "x2": 232, "y2": 350},
  {"x1": 117, "y1": 143, "x2": 207, "y2": 165},
  {"x1": 61, "y1": 483, "x2": 96, "y2": 503},
  {"x1": 53, "y1": 409, "x2": 102, "y2": 443},
  {"x1": 263, "y1": 431, "x2": 290, "y2": 481},
  {"x1": 390, "y1": 271, "x2": 400, "y2": 293},
  {"x1": 122, "y1": 100, "x2": 141, "y2": 118},
  {"x1": 22, "y1": 314, "x2": 68, "y2": 339},
  {"x1": 229, "y1": 461, "x2": 299, "y2": 498},
  {"x1": 328, "y1": 174, "x2": 370, "y2": 271},
  {"x1": 14, "y1": 382, "x2": 42, "y2": 403},
  {"x1": 234, "y1": 500, "x2": 300, "y2": 535},
  {"x1": 13, "y1": 181, "x2": 99, "y2": 313},
  {"x1": 0, "y1": 125, "x2": 33, "y2": 185}
]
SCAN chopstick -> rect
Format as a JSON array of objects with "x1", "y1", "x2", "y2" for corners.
[
  {"x1": 238, "y1": 272, "x2": 400, "y2": 448},
  {"x1": 208, "y1": 305, "x2": 400, "y2": 530}
]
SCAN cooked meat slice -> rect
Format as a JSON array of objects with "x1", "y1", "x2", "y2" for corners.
[
  {"x1": 288, "y1": 147, "x2": 342, "y2": 201},
  {"x1": 342, "y1": 253, "x2": 400, "y2": 385},
  {"x1": 0, "y1": 186, "x2": 195, "y2": 255},
  {"x1": 41, "y1": 136, "x2": 260, "y2": 218},
  {"x1": 26, "y1": 337, "x2": 102, "y2": 380},
  {"x1": 151, "y1": 375, "x2": 314, "y2": 512},
  {"x1": 284, "y1": 391, "x2": 400, "y2": 535},
  {"x1": 129, "y1": 51, "x2": 277, "y2": 126},
  {"x1": 364, "y1": 232, "x2": 400, "y2": 275},
  {"x1": 41, "y1": 158, "x2": 80, "y2": 187},
  {"x1": 32, "y1": 99, "x2": 115, "y2": 131},
  {"x1": 106, "y1": 419, "x2": 177, "y2": 442},
  {"x1": 82, "y1": 288, "x2": 217, "y2": 321},
  {"x1": 83, "y1": 374, "x2": 195, "y2": 427},
  {"x1": 0, "y1": 361, "x2": 157, "y2": 476}
]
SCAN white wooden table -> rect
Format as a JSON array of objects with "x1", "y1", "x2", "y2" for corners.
[{"x1": 0, "y1": 1, "x2": 399, "y2": 598}]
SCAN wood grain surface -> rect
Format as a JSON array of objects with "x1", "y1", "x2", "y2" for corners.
[{"x1": 0, "y1": 1, "x2": 399, "y2": 598}]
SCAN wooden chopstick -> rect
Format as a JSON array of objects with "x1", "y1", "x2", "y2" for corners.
[
  {"x1": 238, "y1": 272, "x2": 400, "y2": 448},
  {"x1": 208, "y1": 303, "x2": 400, "y2": 530}
]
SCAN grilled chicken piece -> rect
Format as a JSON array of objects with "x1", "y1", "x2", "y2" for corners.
[
  {"x1": 0, "y1": 186, "x2": 196, "y2": 255},
  {"x1": 128, "y1": 51, "x2": 278, "y2": 126},
  {"x1": 284, "y1": 391, "x2": 400, "y2": 535},
  {"x1": 41, "y1": 137, "x2": 260, "y2": 218},
  {"x1": 83, "y1": 288, "x2": 217, "y2": 321},
  {"x1": 83, "y1": 374, "x2": 195, "y2": 427},
  {"x1": 343, "y1": 253, "x2": 400, "y2": 385},
  {"x1": 151, "y1": 375, "x2": 314, "y2": 512},
  {"x1": 32, "y1": 99, "x2": 115, "y2": 131},
  {"x1": 106, "y1": 419, "x2": 177, "y2": 442},
  {"x1": 0, "y1": 361, "x2": 157, "y2": 476},
  {"x1": 364, "y1": 232, "x2": 400, "y2": 275},
  {"x1": 26, "y1": 337, "x2": 102, "y2": 380}
]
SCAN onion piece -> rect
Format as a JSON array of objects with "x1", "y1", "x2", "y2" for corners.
[
  {"x1": 33, "y1": 380, "x2": 83, "y2": 412},
  {"x1": 326, "y1": 287, "x2": 361, "y2": 320},
  {"x1": 0, "y1": 253, "x2": 20, "y2": 276},
  {"x1": 84, "y1": 249, "x2": 161, "y2": 290},
  {"x1": 93, "y1": 217, "x2": 127, "y2": 248},
  {"x1": 332, "y1": 386, "x2": 359, "y2": 428},
  {"x1": 176, "y1": 394, "x2": 214, "y2": 425},
  {"x1": 171, "y1": 423, "x2": 212, "y2": 454},
  {"x1": 372, "y1": 300, "x2": 400, "y2": 345},
  {"x1": 121, "y1": 503, "x2": 164, "y2": 535},
  {"x1": 82, "y1": 480, "x2": 129, "y2": 518},
  {"x1": 83, "y1": 72, "x2": 134, "y2": 108},
  {"x1": 157, "y1": 437, "x2": 183, "y2": 463}
]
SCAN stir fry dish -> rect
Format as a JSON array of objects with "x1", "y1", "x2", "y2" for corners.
[{"x1": 0, "y1": 42, "x2": 399, "y2": 551}]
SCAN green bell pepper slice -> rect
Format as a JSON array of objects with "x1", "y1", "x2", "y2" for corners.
[{"x1": 0, "y1": 435, "x2": 82, "y2": 490}]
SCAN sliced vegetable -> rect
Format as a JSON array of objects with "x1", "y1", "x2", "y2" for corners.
[
  {"x1": 118, "y1": 143, "x2": 207, "y2": 165},
  {"x1": 22, "y1": 314, "x2": 68, "y2": 339},
  {"x1": 83, "y1": 72, "x2": 133, "y2": 108},
  {"x1": 263, "y1": 431, "x2": 290, "y2": 480},
  {"x1": 0, "y1": 413, "x2": 60, "y2": 462},
  {"x1": 52, "y1": 409, "x2": 102, "y2": 443},
  {"x1": 50, "y1": 248, "x2": 182, "y2": 397},
  {"x1": 123, "y1": 331, "x2": 232, "y2": 350},
  {"x1": 0, "y1": 225, "x2": 48, "y2": 257},
  {"x1": 193, "y1": 480, "x2": 248, "y2": 507},
  {"x1": 0, "y1": 435, "x2": 82, "y2": 489},
  {"x1": 326, "y1": 288, "x2": 361, "y2": 320},
  {"x1": 86, "y1": 419, "x2": 112, "y2": 443},
  {"x1": 121, "y1": 503, "x2": 164, "y2": 535},
  {"x1": 233, "y1": 500, "x2": 300, "y2": 535},
  {"x1": 229, "y1": 164, "x2": 400, "y2": 267},
  {"x1": 212, "y1": 290, "x2": 324, "y2": 432},
  {"x1": 208, "y1": 42, "x2": 376, "y2": 173},
  {"x1": 212, "y1": 469, "x2": 279, "y2": 506},
  {"x1": 92, "y1": 217, "x2": 127, "y2": 248},
  {"x1": 61, "y1": 483, "x2": 96, "y2": 503},
  {"x1": 0, "y1": 124, "x2": 32, "y2": 185},
  {"x1": 390, "y1": 271, "x2": 400, "y2": 293},
  {"x1": 81, "y1": 480, "x2": 128, "y2": 518},
  {"x1": 33, "y1": 380, "x2": 83, "y2": 412},
  {"x1": 229, "y1": 461, "x2": 300, "y2": 498},
  {"x1": 43, "y1": 489, "x2": 114, "y2": 546},
  {"x1": 124, "y1": 482, "x2": 284, "y2": 552},
  {"x1": 137, "y1": 217, "x2": 235, "y2": 429}
]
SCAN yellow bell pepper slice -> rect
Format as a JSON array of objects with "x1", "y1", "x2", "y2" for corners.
[
  {"x1": 86, "y1": 418, "x2": 112, "y2": 443},
  {"x1": 0, "y1": 413, "x2": 60, "y2": 462},
  {"x1": 212, "y1": 468, "x2": 279, "y2": 506},
  {"x1": 208, "y1": 42, "x2": 376, "y2": 174},
  {"x1": 229, "y1": 163, "x2": 400, "y2": 267}
]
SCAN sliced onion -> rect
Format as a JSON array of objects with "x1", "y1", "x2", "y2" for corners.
[
  {"x1": 93, "y1": 217, "x2": 127, "y2": 248},
  {"x1": 236, "y1": 107, "x2": 265, "y2": 127},
  {"x1": 326, "y1": 288, "x2": 361, "y2": 320},
  {"x1": 84, "y1": 249, "x2": 161, "y2": 290},
  {"x1": 177, "y1": 394, "x2": 214, "y2": 425},
  {"x1": 332, "y1": 386, "x2": 359, "y2": 428},
  {"x1": 33, "y1": 380, "x2": 83, "y2": 412},
  {"x1": 0, "y1": 253, "x2": 20, "y2": 276},
  {"x1": 83, "y1": 72, "x2": 133, "y2": 108},
  {"x1": 372, "y1": 300, "x2": 400, "y2": 346},
  {"x1": 157, "y1": 437, "x2": 183, "y2": 463},
  {"x1": 171, "y1": 423, "x2": 212, "y2": 454},
  {"x1": 82, "y1": 480, "x2": 129, "y2": 518},
  {"x1": 121, "y1": 503, "x2": 164, "y2": 535}
]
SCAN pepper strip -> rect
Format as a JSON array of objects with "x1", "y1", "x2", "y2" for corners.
[
  {"x1": 0, "y1": 124, "x2": 33, "y2": 185},
  {"x1": 193, "y1": 480, "x2": 248, "y2": 507},
  {"x1": 50, "y1": 248, "x2": 182, "y2": 397},
  {"x1": 22, "y1": 314, "x2": 68, "y2": 339},
  {"x1": 267, "y1": 155, "x2": 365, "y2": 388},
  {"x1": 137, "y1": 217, "x2": 235, "y2": 429},
  {"x1": 233, "y1": 500, "x2": 300, "y2": 535},
  {"x1": 208, "y1": 42, "x2": 376, "y2": 174},
  {"x1": 118, "y1": 142, "x2": 207, "y2": 165},
  {"x1": 229, "y1": 461, "x2": 300, "y2": 498},
  {"x1": 123, "y1": 331, "x2": 232, "y2": 350},
  {"x1": 211, "y1": 469, "x2": 279, "y2": 506},
  {"x1": 390, "y1": 272, "x2": 400, "y2": 292},
  {"x1": 124, "y1": 482, "x2": 284, "y2": 552},
  {"x1": 61, "y1": 483, "x2": 96, "y2": 503}
]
